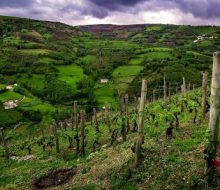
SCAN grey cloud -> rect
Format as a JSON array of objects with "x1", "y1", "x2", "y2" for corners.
[
  {"x1": 0, "y1": 0, "x2": 33, "y2": 8},
  {"x1": 0, "y1": 0, "x2": 220, "y2": 25},
  {"x1": 89, "y1": 0, "x2": 145, "y2": 10},
  {"x1": 174, "y1": 0, "x2": 220, "y2": 19},
  {"x1": 88, "y1": 0, "x2": 220, "y2": 20},
  {"x1": 58, "y1": 3, "x2": 108, "y2": 19},
  {"x1": 137, "y1": 0, "x2": 220, "y2": 20}
]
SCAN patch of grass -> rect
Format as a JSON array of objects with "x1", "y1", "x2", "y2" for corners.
[
  {"x1": 21, "y1": 103, "x2": 66, "y2": 113},
  {"x1": 18, "y1": 49, "x2": 51, "y2": 55},
  {"x1": 16, "y1": 74, "x2": 45, "y2": 91},
  {"x1": 128, "y1": 57, "x2": 144, "y2": 65},
  {"x1": 0, "y1": 105, "x2": 22, "y2": 125},
  {"x1": 94, "y1": 83, "x2": 117, "y2": 108},
  {"x1": 3, "y1": 36, "x2": 23, "y2": 45},
  {"x1": 0, "y1": 91, "x2": 24, "y2": 102},
  {"x1": 198, "y1": 40, "x2": 214, "y2": 47},
  {"x1": 0, "y1": 84, "x2": 5, "y2": 89},
  {"x1": 146, "y1": 25, "x2": 162, "y2": 31},
  {"x1": 79, "y1": 55, "x2": 96, "y2": 65},
  {"x1": 112, "y1": 65, "x2": 143, "y2": 92},
  {"x1": 37, "y1": 57, "x2": 55, "y2": 64},
  {"x1": 192, "y1": 27, "x2": 217, "y2": 35},
  {"x1": 57, "y1": 64, "x2": 85, "y2": 88},
  {"x1": 112, "y1": 65, "x2": 143, "y2": 78},
  {"x1": 186, "y1": 51, "x2": 211, "y2": 58},
  {"x1": 140, "y1": 51, "x2": 173, "y2": 60}
]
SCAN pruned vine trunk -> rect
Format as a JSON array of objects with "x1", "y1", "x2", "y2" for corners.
[
  {"x1": 52, "y1": 121, "x2": 60, "y2": 154},
  {"x1": 120, "y1": 95, "x2": 127, "y2": 142},
  {"x1": 164, "y1": 73, "x2": 167, "y2": 104},
  {"x1": 74, "y1": 101, "x2": 80, "y2": 153},
  {"x1": 93, "y1": 108, "x2": 100, "y2": 133},
  {"x1": 80, "y1": 110, "x2": 85, "y2": 156},
  {"x1": 202, "y1": 71, "x2": 208, "y2": 117},
  {"x1": 125, "y1": 94, "x2": 130, "y2": 133},
  {"x1": 105, "y1": 105, "x2": 111, "y2": 133},
  {"x1": 0, "y1": 128, "x2": 9, "y2": 159}
]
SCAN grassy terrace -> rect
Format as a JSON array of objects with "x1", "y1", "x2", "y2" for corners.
[
  {"x1": 57, "y1": 65, "x2": 85, "y2": 88},
  {"x1": 112, "y1": 65, "x2": 144, "y2": 92}
]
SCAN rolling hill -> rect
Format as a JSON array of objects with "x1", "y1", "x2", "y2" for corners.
[{"x1": 0, "y1": 15, "x2": 220, "y2": 189}]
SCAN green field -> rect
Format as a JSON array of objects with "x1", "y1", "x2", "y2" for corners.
[
  {"x1": 128, "y1": 57, "x2": 144, "y2": 65},
  {"x1": 112, "y1": 65, "x2": 144, "y2": 92},
  {"x1": 0, "y1": 91, "x2": 24, "y2": 102},
  {"x1": 57, "y1": 64, "x2": 85, "y2": 87},
  {"x1": 146, "y1": 25, "x2": 162, "y2": 31},
  {"x1": 18, "y1": 49, "x2": 51, "y2": 55},
  {"x1": 112, "y1": 65, "x2": 143, "y2": 78},
  {"x1": 94, "y1": 83, "x2": 117, "y2": 108},
  {"x1": 140, "y1": 51, "x2": 173, "y2": 60},
  {"x1": 16, "y1": 74, "x2": 45, "y2": 91}
]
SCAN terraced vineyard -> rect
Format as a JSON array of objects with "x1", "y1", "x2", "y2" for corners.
[{"x1": 1, "y1": 16, "x2": 220, "y2": 189}]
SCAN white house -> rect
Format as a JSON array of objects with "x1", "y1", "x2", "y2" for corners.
[
  {"x1": 3, "y1": 100, "x2": 18, "y2": 109},
  {"x1": 5, "y1": 84, "x2": 18, "y2": 91},
  {"x1": 197, "y1": 36, "x2": 204, "y2": 41},
  {"x1": 6, "y1": 85, "x2": 14, "y2": 91},
  {"x1": 100, "y1": 79, "x2": 109, "y2": 84}
]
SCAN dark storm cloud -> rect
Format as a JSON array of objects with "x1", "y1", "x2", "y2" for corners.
[
  {"x1": 0, "y1": 0, "x2": 220, "y2": 25},
  {"x1": 0, "y1": 0, "x2": 33, "y2": 8},
  {"x1": 59, "y1": 3, "x2": 108, "y2": 19},
  {"x1": 172, "y1": 0, "x2": 220, "y2": 19},
  {"x1": 87, "y1": 0, "x2": 220, "y2": 20},
  {"x1": 89, "y1": 0, "x2": 145, "y2": 10}
]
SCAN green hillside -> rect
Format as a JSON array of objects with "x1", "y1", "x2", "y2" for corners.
[
  {"x1": 0, "y1": 16, "x2": 220, "y2": 189},
  {"x1": 0, "y1": 88, "x2": 215, "y2": 189},
  {"x1": 0, "y1": 17, "x2": 219, "y2": 120}
]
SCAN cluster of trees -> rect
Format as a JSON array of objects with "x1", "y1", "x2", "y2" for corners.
[{"x1": 43, "y1": 74, "x2": 75, "y2": 104}]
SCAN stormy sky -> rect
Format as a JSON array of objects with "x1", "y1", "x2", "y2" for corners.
[{"x1": 0, "y1": 0, "x2": 220, "y2": 26}]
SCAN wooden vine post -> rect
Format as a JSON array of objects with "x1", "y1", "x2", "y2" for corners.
[
  {"x1": 120, "y1": 94, "x2": 127, "y2": 142},
  {"x1": 74, "y1": 101, "x2": 78, "y2": 129},
  {"x1": 0, "y1": 128, "x2": 9, "y2": 159},
  {"x1": 153, "y1": 90, "x2": 156, "y2": 102},
  {"x1": 125, "y1": 94, "x2": 130, "y2": 132},
  {"x1": 182, "y1": 77, "x2": 186, "y2": 97},
  {"x1": 176, "y1": 86, "x2": 178, "y2": 94},
  {"x1": 41, "y1": 129, "x2": 46, "y2": 152},
  {"x1": 52, "y1": 120, "x2": 60, "y2": 154},
  {"x1": 74, "y1": 101, "x2": 80, "y2": 153},
  {"x1": 169, "y1": 82, "x2": 171, "y2": 98},
  {"x1": 104, "y1": 104, "x2": 111, "y2": 133},
  {"x1": 135, "y1": 79, "x2": 147, "y2": 166},
  {"x1": 188, "y1": 82, "x2": 191, "y2": 91},
  {"x1": 125, "y1": 94, "x2": 129, "y2": 117},
  {"x1": 163, "y1": 73, "x2": 167, "y2": 104},
  {"x1": 193, "y1": 84, "x2": 195, "y2": 91},
  {"x1": 93, "y1": 108, "x2": 100, "y2": 132},
  {"x1": 80, "y1": 110, "x2": 85, "y2": 155},
  {"x1": 202, "y1": 71, "x2": 208, "y2": 117},
  {"x1": 101, "y1": 109, "x2": 105, "y2": 123},
  {"x1": 205, "y1": 52, "x2": 220, "y2": 179}
]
